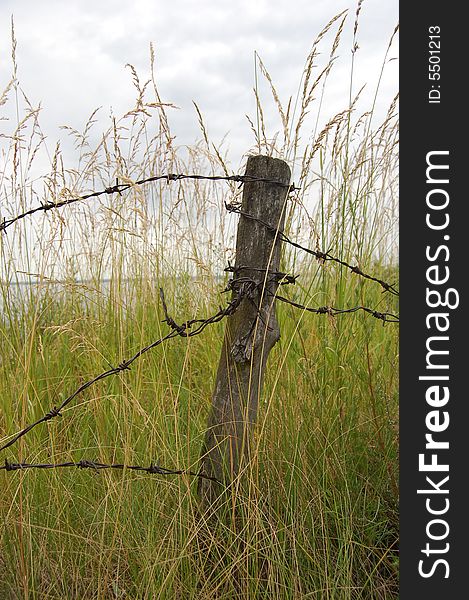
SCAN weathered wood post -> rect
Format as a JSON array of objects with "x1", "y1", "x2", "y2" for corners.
[{"x1": 198, "y1": 155, "x2": 291, "y2": 504}]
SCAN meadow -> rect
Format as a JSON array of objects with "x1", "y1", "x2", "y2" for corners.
[{"x1": 0, "y1": 12, "x2": 399, "y2": 599}]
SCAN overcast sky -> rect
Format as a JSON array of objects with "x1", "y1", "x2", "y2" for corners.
[{"x1": 0, "y1": 0, "x2": 398, "y2": 177}]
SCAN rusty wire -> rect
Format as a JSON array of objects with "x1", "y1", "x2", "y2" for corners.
[
  {"x1": 225, "y1": 202, "x2": 399, "y2": 297},
  {"x1": 0, "y1": 173, "x2": 297, "y2": 233},
  {"x1": 0, "y1": 458, "x2": 221, "y2": 483},
  {"x1": 274, "y1": 293, "x2": 399, "y2": 323}
]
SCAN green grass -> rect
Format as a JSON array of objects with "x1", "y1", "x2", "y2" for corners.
[
  {"x1": 0, "y1": 276, "x2": 398, "y2": 599},
  {"x1": 1, "y1": 10, "x2": 399, "y2": 599}
]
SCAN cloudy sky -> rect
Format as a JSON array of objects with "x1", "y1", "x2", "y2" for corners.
[{"x1": 0, "y1": 0, "x2": 398, "y2": 176}]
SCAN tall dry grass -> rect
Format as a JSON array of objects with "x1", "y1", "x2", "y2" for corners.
[{"x1": 1, "y1": 9, "x2": 398, "y2": 599}]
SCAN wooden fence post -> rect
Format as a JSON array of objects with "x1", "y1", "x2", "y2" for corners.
[{"x1": 198, "y1": 155, "x2": 291, "y2": 504}]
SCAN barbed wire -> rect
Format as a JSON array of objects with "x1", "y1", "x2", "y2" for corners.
[
  {"x1": 274, "y1": 293, "x2": 399, "y2": 323},
  {"x1": 0, "y1": 283, "x2": 251, "y2": 454},
  {"x1": 224, "y1": 266, "x2": 398, "y2": 323},
  {"x1": 0, "y1": 271, "x2": 397, "y2": 456},
  {"x1": 0, "y1": 173, "x2": 298, "y2": 234},
  {"x1": 225, "y1": 202, "x2": 399, "y2": 297},
  {"x1": 0, "y1": 170, "x2": 397, "y2": 299},
  {"x1": 0, "y1": 458, "x2": 222, "y2": 484}
]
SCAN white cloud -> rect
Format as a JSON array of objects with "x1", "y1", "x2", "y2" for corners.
[{"x1": 0, "y1": 0, "x2": 398, "y2": 170}]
